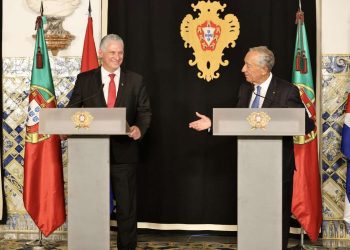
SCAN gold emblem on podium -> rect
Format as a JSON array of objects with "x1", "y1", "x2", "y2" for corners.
[
  {"x1": 247, "y1": 112, "x2": 271, "y2": 130},
  {"x1": 72, "y1": 111, "x2": 94, "y2": 129},
  {"x1": 180, "y1": 0, "x2": 240, "y2": 82}
]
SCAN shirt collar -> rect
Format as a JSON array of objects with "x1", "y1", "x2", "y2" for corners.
[
  {"x1": 101, "y1": 66, "x2": 120, "y2": 78},
  {"x1": 255, "y1": 73, "x2": 272, "y2": 90}
]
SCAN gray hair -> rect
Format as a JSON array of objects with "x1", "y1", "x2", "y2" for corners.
[
  {"x1": 249, "y1": 46, "x2": 275, "y2": 71},
  {"x1": 99, "y1": 34, "x2": 124, "y2": 51}
]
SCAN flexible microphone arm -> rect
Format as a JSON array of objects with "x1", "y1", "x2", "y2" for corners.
[
  {"x1": 252, "y1": 91, "x2": 290, "y2": 108},
  {"x1": 66, "y1": 84, "x2": 105, "y2": 108}
]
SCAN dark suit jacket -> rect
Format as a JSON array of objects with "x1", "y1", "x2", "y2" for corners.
[
  {"x1": 236, "y1": 75, "x2": 314, "y2": 182},
  {"x1": 67, "y1": 67, "x2": 152, "y2": 164}
]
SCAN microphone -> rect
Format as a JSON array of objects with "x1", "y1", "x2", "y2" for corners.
[
  {"x1": 66, "y1": 84, "x2": 105, "y2": 108},
  {"x1": 253, "y1": 91, "x2": 273, "y2": 102},
  {"x1": 252, "y1": 91, "x2": 290, "y2": 108},
  {"x1": 252, "y1": 88, "x2": 313, "y2": 133}
]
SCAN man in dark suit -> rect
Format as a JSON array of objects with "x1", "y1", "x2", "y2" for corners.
[
  {"x1": 67, "y1": 34, "x2": 151, "y2": 250},
  {"x1": 189, "y1": 46, "x2": 314, "y2": 249}
]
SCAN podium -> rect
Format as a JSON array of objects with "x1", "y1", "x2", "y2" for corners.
[
  {"x1": 39, "y1": 108, "x2": 128, "y2": 250},
  {"x1": 213, "y1": 108, "x2": 305, "y2": 250}
]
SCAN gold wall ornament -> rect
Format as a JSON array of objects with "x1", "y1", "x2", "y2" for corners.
[
  {"x1": 27, "y1": 0, "x2": 80, "y2": 55},
  {"x1": 180, "y1": 0, "x2": 240, "y2": 82},
  {"x1": 72, "y1": 111, "x2": 94, "y2": 129},
  {"x1": 246, "y1": 112, "x2": 271, "y2": 130},
  {"x1": 32, "y1": 16, "x2": 75, "y2": 56},
  {"x1": 43, "y1": 16, "x2": 75, "y2": 56}
]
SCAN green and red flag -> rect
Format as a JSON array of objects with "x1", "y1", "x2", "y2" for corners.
[
  {"x1": 23, "y1": 14, "x2": 65, "y2": 237},
  {"x1": 291, "y1": 9, "x2": 322, "y2": 242}
]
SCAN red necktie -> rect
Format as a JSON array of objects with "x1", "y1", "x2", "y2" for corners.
[{"x1": 107, "y1": 73, "x2": 116, "y2": 108}]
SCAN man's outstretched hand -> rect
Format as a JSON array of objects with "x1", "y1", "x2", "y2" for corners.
[{"x1": 189, "y1": 112, "x2": 212, "y2": 131}]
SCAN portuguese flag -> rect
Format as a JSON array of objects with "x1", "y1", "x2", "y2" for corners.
[
  {"x1": 291, "y1": 9, "x2": 322, "y2": 242},
  {"x1": 23, "y1": 14, "x2": 65, "y2": 237}
]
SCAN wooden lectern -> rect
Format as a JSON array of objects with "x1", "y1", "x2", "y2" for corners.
[
  {"x1": 213, "y1": 108, "x2": 305, "y2": 250},
  {"x1": 39, "y1": 108, "x2": 128, "y2": 250}
]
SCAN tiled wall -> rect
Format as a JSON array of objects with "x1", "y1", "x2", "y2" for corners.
[
  {"x1": 321, "y1": 55, "x2": 350, "y2": 241},
  {"x1": 1, "y1": 57, "x2": 80, "y2": 239}
]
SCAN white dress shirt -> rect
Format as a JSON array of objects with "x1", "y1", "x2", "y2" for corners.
[
  {"x1": 248, "y1": 73, "x2": 273, "y2": 108},
  {"x1": 101, "y1": 66, "x2": 121, "y2": 103}
]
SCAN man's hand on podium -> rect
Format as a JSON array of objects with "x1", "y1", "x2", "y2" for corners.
[
  {"x1": 189, "y1": 112, "x2": 212, "y2": 131},
  {"x1": 128, "y1": 126, "x2": 141, "y2": 140}
]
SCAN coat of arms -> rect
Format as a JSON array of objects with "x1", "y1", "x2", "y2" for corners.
[
  {"x1": 180, "y1": 0, "x2": 240, "y2": 82},
  {"x1": 72, "y1": 111, "x2": 94, "y2": 129},
  {"x1": 247, "y1": 112, "x2": 271, "y2": 130}
]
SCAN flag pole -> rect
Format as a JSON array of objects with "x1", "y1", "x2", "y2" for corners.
[
  {"x1": 300, "y1": 227, "x2": 305, "y2": 247},
  {"x1": 297, "y1": 2, "x2": 305, "y2": 248},
  {"x1": 88, "y1": 0, "x2": 92, "y2": 17},
  {"x1": 298, "y1": 1, "x2": 306, "y2": 248}
]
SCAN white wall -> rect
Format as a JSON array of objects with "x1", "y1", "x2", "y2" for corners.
[
  {"x1": 2, "y1": 0, "x2": 102, "y2": 57},
  {"x1": 322, "y1": 0, "x2": 350, "y2": 54}
]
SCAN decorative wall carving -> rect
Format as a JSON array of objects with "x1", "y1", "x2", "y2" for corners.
[{"x1": 26, "y1": 0, "x2": 81, "y2": 55}]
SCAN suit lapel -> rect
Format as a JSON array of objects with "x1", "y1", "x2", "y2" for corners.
[
  {"x1": 115, "y1": 70, "x2": 127, "y2": 107},
  {"x1": 262, "y1": 76, "x2": 277, "y2": 108},
  {"x1": 93, "y1": 68, "x2": 107, "y2": 107},
  {"x1": 238, "y1": 83, "x2": 254, "y2": 108}
]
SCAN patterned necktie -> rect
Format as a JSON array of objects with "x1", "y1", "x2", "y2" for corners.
[
  {"x1": 250, "y1": 85, "x2": 261, "y2": 108},
  {"x1": 107, "y1": 73, "x2": 116, "y2": 108}
]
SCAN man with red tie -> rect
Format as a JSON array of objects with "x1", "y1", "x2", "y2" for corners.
[{"x1": 68, "y1": 34, "x2": 152, "y2": 250}]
